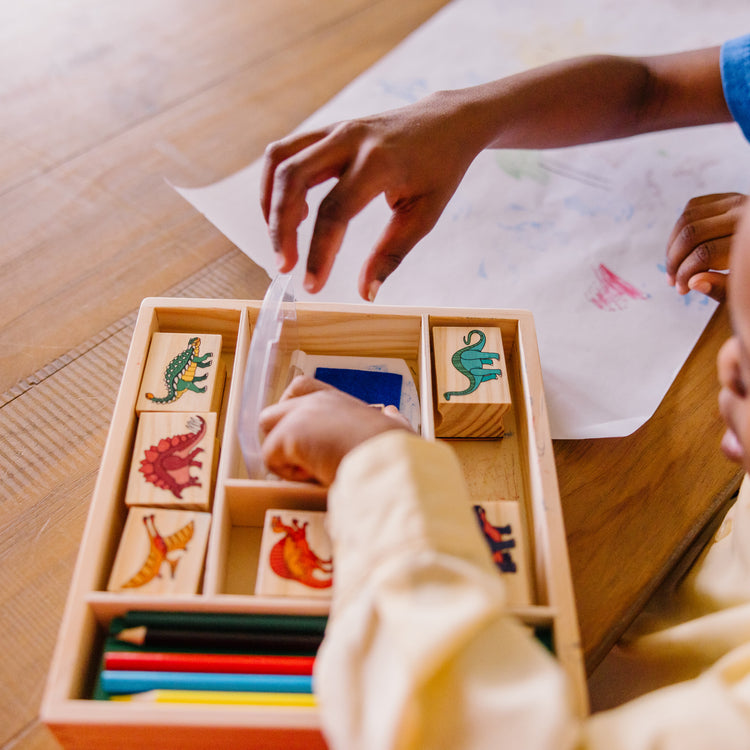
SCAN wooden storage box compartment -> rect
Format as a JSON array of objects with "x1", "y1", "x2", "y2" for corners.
[{"x1": 41, "y1": 297, "x2": 586, "y2": 749}]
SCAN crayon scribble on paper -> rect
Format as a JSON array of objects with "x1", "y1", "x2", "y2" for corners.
[
  {"x1": 495, "y1": 151, "x2": 550, "y2": 184},
  {"x1": 589, "y1": 264, "x2": 650, "y2": 311}
]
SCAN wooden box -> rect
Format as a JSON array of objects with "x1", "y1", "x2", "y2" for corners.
[{"x1": 41, "y1": 296, "x2": 586, "y2": 749}]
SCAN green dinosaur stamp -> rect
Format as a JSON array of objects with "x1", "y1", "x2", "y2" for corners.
[
  {"x1": 146, "y1": 336, "x2": 214, "y2": 404},
  {"x1": 443, "y1": 329, "x2": 502, "y2": 400},
  {"x1": 137, "y1": 332, "x2": 224, "y2": 414},
  {"x1": 434, "y1": 325, "x2": 510, "y2": 439}
]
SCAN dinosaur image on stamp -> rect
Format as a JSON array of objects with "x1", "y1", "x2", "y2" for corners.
[
  {"x1": 139, "y1": 414, "x2": 207, "y2": 498},
  {"x1": 125, "y1": 411, "x2": 218, "y2": 511},
  {"x1": 147, "y1": 336, "x2": 213, "y2": 404},
  {"x1": 433, "y1": 325, "x2": 511, "y2": 438},
  {"x1": 255, "y1": 509, "x2": 333, "y2": 598},
  {"x1": 136, "y1": 332, "x2": 225, "y2": 414},
  {"x1": 443, "y1": 329, "x2": 503, "y2": 400},
  {"x1": 108, "y1": 508, "x2": 211, "y2": 595},
  {"x1": 473, "y1": 501, "x2": 531, "y2": 606},
  {"x1": 474, "y1": 504, "x2": 518, "y2": 573},
  {"x1": 120, "y1": 514, "x2": 194, "y2": 588}
]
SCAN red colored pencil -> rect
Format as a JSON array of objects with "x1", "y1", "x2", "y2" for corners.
[{"x1": 104, "y1": 651, "x2": 315, "y2": 675}]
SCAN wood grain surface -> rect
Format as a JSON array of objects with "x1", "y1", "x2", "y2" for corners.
[
  {"x1": 556, "y1": 303, "x2": 743, "y2": 672},
  {"x1": 0, "y1": 3, "x2": 450, "y2": 748},
  {"x1": 0, "y1": 1, "x2": 741, "y2": 748}
]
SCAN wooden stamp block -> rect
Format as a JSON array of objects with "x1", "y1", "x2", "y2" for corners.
[
  {"x1": 107, "y1": 508, "x2": 211, "y2": 594},
  {"x1": 124, "y1": 412, "x2": 218, "y2": 512},
  {"x1": 473, "y1": 500, "x2": 532, "y2": 606},
  {"x1": 254, "y1": 509, "x2": 333, "y2": 598},
  {"x1": 432, "y1": 326, "x2": 511, "y2": 438},
  {"x1": 136, "y1": 332, "x2": 225, "y2": 414}
]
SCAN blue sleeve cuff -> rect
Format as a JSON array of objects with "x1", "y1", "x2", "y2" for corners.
[{"x1": 721, "y1": 34, "x2": 750, "y2": 142}]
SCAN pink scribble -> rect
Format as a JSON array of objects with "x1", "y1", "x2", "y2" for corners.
[{"x1": 589, "y1": 264, "x2": 649, "y2": 311}]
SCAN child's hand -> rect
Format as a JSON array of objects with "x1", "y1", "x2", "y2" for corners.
[
  {"x1": 258, "y1": 375, "x2": 413, "y2": 485},
  {"x1": 260, "y1": 93, "x2": 483, "y2": 301},
  {"x1": 666, "y1": 193, "x2": 746, "y2": 302}
]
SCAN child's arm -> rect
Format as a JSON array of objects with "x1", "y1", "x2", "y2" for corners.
[
  {"x1": 666, "y1": 192, "x2": 746, "y2": 301},
  {"x1": 261, "y1": 46, "x2": 730, "y2": 300},
  {"x1": 258, "y1": 378, "x2": 750, "y2": 750}
]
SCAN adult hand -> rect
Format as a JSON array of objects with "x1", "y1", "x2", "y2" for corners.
[
  {"x1": 666, "y1": 192, "x2": 746, "y2": 302},
  {"x1": 261, "y1": 92, "x2": 484, "y2": 301},
  {"x1": 258, "y1": 375, "x2": 412, "y2": 485}
]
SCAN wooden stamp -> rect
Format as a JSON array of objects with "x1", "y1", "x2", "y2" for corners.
[
  {"x1": 432, "y1": 326, "x2": 511, "y2": 438},
  {"x1": 136, "y1": 333, "x2": 225, "y2": 414},
  {"x1": 254, "y1": 509, "x2": 333, "y2": 598},
  {"x1": 473, "y1": 500, "x2": 531, "y2": 606},
  {"x1": 124, "y1": 412, "x2": 218, "y2": 511},
  {"x1": 107, "y1": 508, "x2": 211, "y2": 595}
]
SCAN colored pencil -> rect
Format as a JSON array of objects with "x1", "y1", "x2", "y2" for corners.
[
  {"x1": 100, "y1": 670, "x2": 313, "y2": 695},
  {"x1": 104, "y1": 651, "x2": 315, "y2": 675},
  {"x1": 114, "y1": 626, "x2": 322, "y2": 653},
  {"x1": 110, "y1": 689, "x2": 317, "y2": 707},
  {"x1": 116, "y1": 611, "x2": 327, "y2": 635}
]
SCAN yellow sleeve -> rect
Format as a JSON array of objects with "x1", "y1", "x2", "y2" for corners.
[
  {"x1": 314, "y1": 431, "x2": 576, "y2": 750},
  {"x1": 315, "y1": 433, "x2": 750, "y2": 750}
]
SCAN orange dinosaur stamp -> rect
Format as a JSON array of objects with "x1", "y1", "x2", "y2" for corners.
[
  {"x1": 254, "y1": 509, "x2": 333, "y2": 598},
  {"x1": 107, "y1": 508, "x2": 211, "y2": 595}
]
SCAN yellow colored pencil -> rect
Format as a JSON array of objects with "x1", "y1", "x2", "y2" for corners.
[{"x1": 111, "y1": 689, "x2": 317, "y2": 707}]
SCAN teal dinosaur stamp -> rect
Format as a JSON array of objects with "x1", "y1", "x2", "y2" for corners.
[
  {"x1": 443, "y1": 329, "x2": 502, "y2": 400},
  {"x1": 146, "y1": 336, "x2": 214, "y2": 404}
]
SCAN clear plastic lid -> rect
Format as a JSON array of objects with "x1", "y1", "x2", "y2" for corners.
[{"x1": 238, "y1": 274, "x2": 298, "y2": 479}]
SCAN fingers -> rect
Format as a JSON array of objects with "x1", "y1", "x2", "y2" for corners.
[
  {"x1": 686, "y1": 271, "x2": 728, "y2": 302},
  {"x1": 258, "y1": 405, "x2": 318, "y2": 482},
  {"x1": 261, "y1": 103, "x2": 473, "y2": 297},
  {"x1": 381, "y1": 404, "x2": 413, "y2": 429},
  {"x1": 279, "y1": 374, "x2": 335, "y2": 401},
  {"x1": 671, "y1": 231, "x2": 732, "y2": 294},
  {"x1": 667, "y1": 217, "x2": 732, "y2": 291},
  {"x1": 263, "y1": 123, "x2": 396, "y2": 290},
  {"x1": 666, "y1": 193, "x2": 745, "y2": 295},
  {"x1": 717, "y1": 337, "x2": 748, "y2": 466},
  {"x1": 261, "y1": 129, "x2": 332, "y2": 221},
  {"x1": 302, "y1": 153, "x2": 389, "y2": 293},
  {"x1": 262, "y1": 126, "x2": 354, "y2": 274},
  {"x1": 258, "y1": 376, "x2": 414, "y2": 484},
  {"x1": 257, "y1": 376, "x2": 333, "y2": 435},
  {"x1": 357, "y1": 193, "x2": 448, "y2": 301}
]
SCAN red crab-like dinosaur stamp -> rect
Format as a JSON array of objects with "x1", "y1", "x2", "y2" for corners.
[{"x1": 255, "y1": 509, "x2": 333, "y2": 597}]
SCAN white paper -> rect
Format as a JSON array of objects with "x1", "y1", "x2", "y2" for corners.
[{"x1": 175, "y1": 0, "x2": 750, "y2": 439}]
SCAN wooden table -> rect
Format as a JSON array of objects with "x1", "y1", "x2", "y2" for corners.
[
  {"x1": 0, "y1": 2, "x2": 741, "y2": 747},
  {"x1": 556, "y1": 303, "x2": 743, "y2": 673}
]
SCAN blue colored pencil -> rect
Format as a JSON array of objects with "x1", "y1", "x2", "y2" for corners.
[{"x1": 100, "y1": 669, "x2": 313, "y2": 696}]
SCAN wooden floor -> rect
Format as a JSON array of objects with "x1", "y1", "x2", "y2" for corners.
[{"x1": 1, "y1": 2, "x2": 742, "y2": 748}]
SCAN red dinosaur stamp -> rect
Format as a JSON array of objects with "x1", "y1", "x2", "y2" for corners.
[
  {"x1": 139, "y1": 415, "x2": 207, "y2": 499},
  {"x1": 269, "y1": 515, "x2": 333, "y2": 588},
  {"x1": 255, "y1": 510, "x2": 333, "y2": 596}
]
